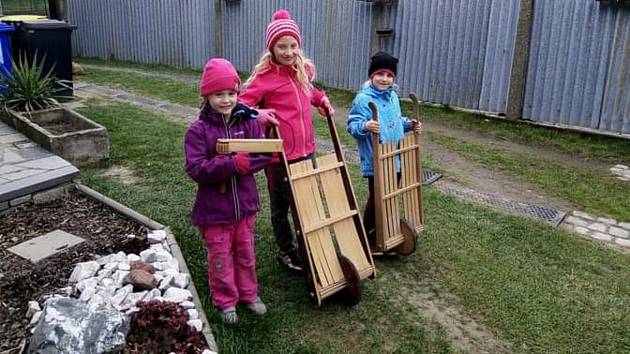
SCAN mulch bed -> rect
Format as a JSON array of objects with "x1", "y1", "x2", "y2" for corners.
[{"x1": 0, "y1": 191, "x2": 148, "y2": 353}]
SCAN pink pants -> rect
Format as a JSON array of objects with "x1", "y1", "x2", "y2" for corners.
[{"x1": 199, "y1": 215, "x2": 258, "y2": 309}]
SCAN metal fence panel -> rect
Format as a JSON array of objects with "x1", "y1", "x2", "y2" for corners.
[
  {"x1": 68, "y1": 0, "x2": 216, "y2": 69},
  {"x1": 384, "y1": 0, "x2": 518, "y2": 112},
  {"x1": 522, "y1": 0, "x2": 629, "y2": 134}
]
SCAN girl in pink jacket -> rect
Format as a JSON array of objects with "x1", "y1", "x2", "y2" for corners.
[{"x1": 240, "y1": 9, "x2": 335, "y2": 272}]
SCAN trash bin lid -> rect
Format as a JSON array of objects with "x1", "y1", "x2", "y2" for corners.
[
  {"x1": 0, "y1": 15, "x2": 46, "y2": 22},
  {"x1": 0, "y1": 22, "x2": 15, "y2": 33},
  {"x1": 19, "y1": 19, "x2": 76, "y2": 30}
]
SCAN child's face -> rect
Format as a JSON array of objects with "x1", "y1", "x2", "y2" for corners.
[
  {"x1": 272, "y1": 36, "x2": 299, "y2": 66},
  {"x1": 207, "y1": 90, "x2": 238, "y2": 114},
  {"x1": 371, "y1": 71, "x2": 395, "y2": 91}
]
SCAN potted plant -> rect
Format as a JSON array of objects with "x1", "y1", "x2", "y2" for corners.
[{"x1": 0, "y1": 53, "x2": 109, "y2": 166}]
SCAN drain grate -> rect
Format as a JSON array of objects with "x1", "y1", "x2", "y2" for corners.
[
  {"x1": 434, "y1": 182, "x2": 566, "y2": 226},
  {"x1": 422, "y1": 170, "x2": 442, "y2": 185}
]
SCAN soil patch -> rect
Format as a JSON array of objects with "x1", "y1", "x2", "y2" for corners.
[
  {"x1": 0, "y1": 191, "x2": 148, "y2": 353},
  {"x1": 391, "y1": 271, "x2": 512, "y2": 354},
  {"x1": 98, "y1": 165, "x2": 140, "y2": 185}
]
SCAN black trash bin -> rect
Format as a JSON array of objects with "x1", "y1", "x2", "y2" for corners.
[{"x1": 9, "y1": 19, "x2": 76, "y2": 97}]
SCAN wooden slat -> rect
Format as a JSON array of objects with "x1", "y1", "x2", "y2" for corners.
[
  {"x1": 318, "y1": 154, "x2": 371, "y2": 272},
  {"x1": 216, "y1": 138, "x2": 283, "y2": 153},
  {"x1": 302, "y1": 210, "x2": 358, "y2": 234},
  {"x1": 378, "y1": 144, "x2": 418, "y2": 159},
  {"x1": 290, "y1": 159, "x2": 344, "y2": 285},
  {"x1": 288, "y1": 161, "x2": 344, "y2": 181}
]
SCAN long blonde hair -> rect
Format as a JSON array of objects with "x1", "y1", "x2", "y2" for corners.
[{"x1": 244, "y1": 49, "x2": 315, "y2": 94}]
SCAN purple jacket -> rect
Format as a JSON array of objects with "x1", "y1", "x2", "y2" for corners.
[{"x1": 184, "y1": 104, "x2": 271, "y2": 226}]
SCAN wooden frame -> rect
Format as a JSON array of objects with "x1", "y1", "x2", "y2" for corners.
[
  {"x1": 368, "y1": 93, "x2": 424, "y2": 255},
  {"x1": 216, "y1": 138, "x2": 283, "y2": 154},
  {"x1": 277, "y1": 113, "x2": 375, "y2": 306}
]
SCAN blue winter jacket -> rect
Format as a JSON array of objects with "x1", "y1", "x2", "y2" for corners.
[{"x1": 347, "y1": 83, "x2": 412, "y2": 177}]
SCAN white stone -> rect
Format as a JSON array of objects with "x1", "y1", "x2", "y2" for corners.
[
  {"x1": 161, "y1": 269, "x2": 180, "y2": 277},
  {"x1": 153, "y1": 274, "x2": 164, "y2": 283},
  {"x1": 187, "y1": 319, "x2": 203, "y2": 332},
  {"x1": 111, "y1": 251, "x2": 127, "y2": 263},
  {"x1": 163, "y1": 288, "x2": 192, "y2": 303},
  {"x1": 127, "y1": 253, "x2": 141, "y2": 262},
  {"x1": 148, "y1": 230, "x2": 167, "y2": 244},
  {"x1": 125, "y1": 307, "x2": 141, "y2": 315},
  {"x1": 29, "y1": 311, "x2": 42, "y2": 326},
  {"x1": 143, "y1": 289, "x2": 162, "y2": 302},
  {"x1": 617, "y1": 177, "x2": 630, "y2": 182},
  {"x1": 100, "y1": 278, "x2": 114, "y2": 287},
  {"x1": 76, "y1": 277, "x2": 98, "y2": 293},
  {"x1": 97, "y1": 268, "x2": 114, "y2": 279},
  {"x1": 120, "y1": 291, "x2": 148, "y2": 310},
  {"x1": 202, "y1": 350, "x2": 218, "y2": 354},
  {"x1": 614, "y1": 238, "x2": 630, "y2": 247},
  {"x1": 140, "y1": 249, "x2": 157, "y2": 263},
  {"x1": 172, "y1": 274, "x2": 190, "y2": 289},
  {"x1": 111, "y1": 284, "x2": 133, "y2": 307},
  {"x1": 152, "y1": 296, "x2": 165, "y2": 303},
  {"x1": 587, "y1": 223, "x2": 607, "y2": 232},
  {"x1": 58, "y1": 287, "x2": 73, "y2": 296},
  {"x1": 69, "y1": 261, "x2": 101, "y2": 282},
  {"x1": 154, "y1": 251, "x2": 173, "y2": 262},
  {"x1": 591, "y1": 232, "x2": 613, "y2": 242},
  {"x1": 79, "y1": 286, "x2": 96, "y2": 302},
  {"x1": 161, "y1": 241, "x2": 171, "y2": 251},
  {"x1": 26, "y1": 301, "x2": 41, "y2": 318},
  {"x1": 596, "y1": 217, "x2": 617, "y2": 225},
  {"x1": 574, "y1": 226, "x2": 590, "y2": 235},
  {"x1": 149, "y1": 244, "x2": 165, "y2": 252},
  {"x1": 157, "y1": 259, "x2": 179, "y2": 272},
  {"x1": 114, "y1": 271, "x2": 130, "y2": 287},
  {"x1": 126, "y1": 234, "x2": 137, "y2": 239},
  {"x1": 103, "y1": 262, "x2": 118, "y2": 272},
  {"x1": 117, "y1": 263, "x2": 131, "y2": 271},
  {"x1": 572, "y1": 211, "x2": 594, "y2": 220},
  {"x1": 180, "y1": 301, "x2": 195, "y2": 310},
  {"x1": 159, "y1": 275, "x2": 174, "y2": 291},
  {"x1": 95, "y1": 254, "x2": 113, "y2": 266},
  {"x1": 565, "y1": 216, "x2": 589, "y2": 227},
  {"x1": 609, "y1": 227, "x2": 630, "y2": 238},
  {"x1": 187, "y1": 309, "x2": 198, "y2": 320},
  {"x1": 619, "y1": 222, "x2": 630, "y2": 230},
  {"x1": 88, "y1": 293, "x2": 107, "y2": 306},
  {"x1": 613, "y1": 164, "x2": 628, "y2": 170}
]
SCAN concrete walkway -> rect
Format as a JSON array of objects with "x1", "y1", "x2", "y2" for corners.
[
  {"x1": 74, "y1": 65, "x2": 630, "y2": 250},
  {"x1": 0, "y1": 122, "x2": 78, "y2": 211}
]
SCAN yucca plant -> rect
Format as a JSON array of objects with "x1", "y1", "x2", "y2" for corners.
[{"x1": 0, "y1": 51, "x2": 70, "y2": 113}]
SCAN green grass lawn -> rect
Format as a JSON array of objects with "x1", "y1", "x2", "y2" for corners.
[
  {"x1": 427, "y1": 131, "x2": 630, "y2": 220},
  {"x1": 77, "y1": 98, "x2": 630, "y2": 354}
]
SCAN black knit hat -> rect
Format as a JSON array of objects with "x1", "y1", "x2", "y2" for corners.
[{"x1": 368, "y1": 51, "x2": 398, "y2": 78}]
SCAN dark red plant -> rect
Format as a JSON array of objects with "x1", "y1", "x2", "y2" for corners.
[{"x1": 125, "y1": 300, "x2": 208, "y2": 354}]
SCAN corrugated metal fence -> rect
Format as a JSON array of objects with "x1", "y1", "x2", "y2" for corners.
[{"x1": 67, "y1": 0, "x2": 630, "y2": 135}]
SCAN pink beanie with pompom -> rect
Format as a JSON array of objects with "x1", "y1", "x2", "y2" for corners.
[
  {"x1": 265, "y1": 9, "x2": 302, "y2": 51},
  {"x1": 199, "y1": 58, "x2": 241, "y2": 97}
]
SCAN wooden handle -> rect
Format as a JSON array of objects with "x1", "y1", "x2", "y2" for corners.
[
  {"x1": 409, "y1": 92, "x2": 421, "y2": 123},
  {"x1": 368, "y1": 101, "x2": 379, "y2": 122}
]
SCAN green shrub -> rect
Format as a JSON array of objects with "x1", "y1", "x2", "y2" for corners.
[{"x1": 0, "y1": 52, "x2": 69, "y2": 112}]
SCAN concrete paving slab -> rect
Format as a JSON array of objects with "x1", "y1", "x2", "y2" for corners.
[
  {"x1": 0, "y1": 133, "x2": 27, "y2": 144},
  {"x1": 8, "y1": 229, "x2": 85, "y2": 263},
  {"x1": 16, "y1": 156, "x2": 71, "y2": 170},
  {"x1": 0, "y1": 165, "x2": 79, "y2": 202}
]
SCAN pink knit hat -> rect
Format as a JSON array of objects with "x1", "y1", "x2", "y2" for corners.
[
  {"x1": 199, "y1": 58, "x2": 241, "y2": 97},
  {"x1": 265, "y1": 9, "x2": 302, "y2": 51}
]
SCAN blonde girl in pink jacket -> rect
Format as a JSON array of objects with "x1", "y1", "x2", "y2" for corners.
[{"x1": 240, "y1": 9, "x2": 335, "y2": 272}]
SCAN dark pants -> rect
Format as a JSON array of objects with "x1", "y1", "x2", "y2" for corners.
[
  {"x1": 363, "y1": 173, "x2": 401, "y2": 246},
  {"x1": 265, "y1": 155, "x2": 313, "y2": 254}
]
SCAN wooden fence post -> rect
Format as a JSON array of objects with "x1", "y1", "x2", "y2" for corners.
[{"x1": 506, "y1": 0, "x2": 534, "y2": 120}]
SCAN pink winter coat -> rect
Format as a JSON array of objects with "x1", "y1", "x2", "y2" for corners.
[{"x1": 240, "y1": 61, "x2": 326, "y2": 161}]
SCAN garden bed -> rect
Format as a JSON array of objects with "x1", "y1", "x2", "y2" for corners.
[
  {"x1": 0, "y1": 190, "x2": 147, "y2": 352},
  {"x1": 0, "y1": 188, "x2": 214, "y2": 353}
]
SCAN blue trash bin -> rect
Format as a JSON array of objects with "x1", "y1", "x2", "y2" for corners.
[{"x1": 0, "y1": 22, "x2": 15, "y2": 95}]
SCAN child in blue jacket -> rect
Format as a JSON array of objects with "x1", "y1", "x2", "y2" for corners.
[{"x1": 347, "y1": 52, "x2": 422, "y2": 251}]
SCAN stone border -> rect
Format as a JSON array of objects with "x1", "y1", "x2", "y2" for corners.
[
  {"x1": 561, "y1": 211, "x2": 630, "y2": 250},
  {"x1": 74, "y1": 183, "x2": 218, "y2": 353}
]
